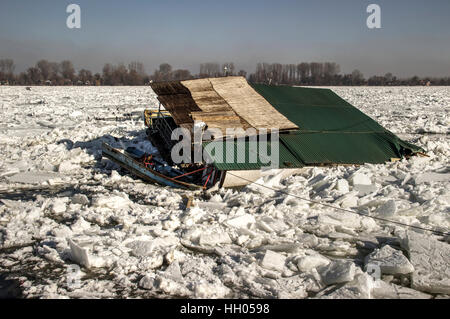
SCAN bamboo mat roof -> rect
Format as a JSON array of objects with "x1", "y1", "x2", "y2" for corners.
[
  {"x1": 150, "y1": 76, "x2": 298, "y2": 140},
  {"x1": 208, "y1": 77, "x2": 298, "y2": 130}
]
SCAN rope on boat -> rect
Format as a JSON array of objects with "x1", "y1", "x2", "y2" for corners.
[
  {"x1": 203, "y1": 168, "x2": 213, "y2": 189},
  {"x1": 173, "y1": 166, "x2": 208, "y2": 180}
]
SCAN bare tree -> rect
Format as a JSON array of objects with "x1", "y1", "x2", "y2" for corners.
[
  {"x1": 102, "y1": 63, "x2": 114, "y2": 85},
  {"x1": 27, "y1": 67, "x2": 41, "y2": 84},
  {"x1": 297, "y1": 63, "x2": 310, "y2": 83},
  {"x1": 0, "y1": 59, "x2": 15, "y2": 83},
  {"x1": 384, "y1": 72, "x2": 393, "y2": 83},
  {"x1": 199, "y1": 63, "x2": 220, "y2": 77},
  {"x1": 222, "y1": 62, "x2": 235, "y2": 76},
  {"x1": 127, "y1": 62, "x2": 146, "y2": 85},
  {"x1": 36, "y1": 60, "x2": 51, "y2": 80},
  {"x1": 129, "y1": 61, "x2": 146, "y2": 76},
  {"x1": 112, "y1": 63, "x2": 128, "y2": 85},
  {"x1": 310, "y1": 62, "x2": 324, "y2": 84},
  {"x1": 78, "y1": 69, "x2": 93, "y2": 84},
  {"x1": 324, "y1": 62, "x2": 340, "y2": 77},
  {"x1": 159, "y1": 63, "x2": 172, "y2": 74},
  {"x1": 171, "y1": 69, "x2": 192, "y2": 81},
  {"x1": 238, "y1": 70, "x2": 247, "y2": 78},
  {"x1": 0, "y1": 59, "x2": 15, "y2": 74},
  {"x1": 159, "y1": 63, "x2": 172, "y2": 81},
  {"x1": 60, "y1": 60, "x2": 75, "y2": 82},
  {"x1": 351, "y1": 69, "x2": 364, "y2": 85}
]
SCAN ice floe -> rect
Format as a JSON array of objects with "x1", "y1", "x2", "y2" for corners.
[{"x1": 0, "y1": 86, "x2": 448, "y2": 299}]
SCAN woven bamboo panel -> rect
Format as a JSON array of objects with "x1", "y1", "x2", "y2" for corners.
[
  {"x1": 151, "y1": 81, "x2": 191, "y2": 95},
  {"x1": 151, "y1": 81, "x2": 200, "y2": 125},
  {"x1": 182, "y1": 78, "x2": 252, "y2": 136},
  {"x1": 181, "y1": 79, "x2": 230, "y2": 113},
  {"x1": 209, "y1": 76, "x2": 298, "y2": 130},
  {"x1": 157, "y1": 95, "x2": 200, "y2": 125},
  {"x1": 191, "y1": 111, "x2": 245, "y2": 136}
]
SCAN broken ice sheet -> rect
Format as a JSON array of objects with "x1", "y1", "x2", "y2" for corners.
[
  {"x1": 7, "y1": 171, "x2": 60, "y2": 184},
  {"x1": 1, "y1": 86, "x2": 449, "y2": 299},
  {"x1": 364, "y1": 245, "x2": 414, "y2": 275}
]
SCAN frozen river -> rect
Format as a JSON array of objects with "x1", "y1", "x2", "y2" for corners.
[{"x1": 0, "y1": 86, "x2": 448, "y2": 298}]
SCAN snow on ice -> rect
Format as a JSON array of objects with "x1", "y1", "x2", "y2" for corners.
[{"x1": 0, "y1": 86, "x2": 449, "y2": 299}]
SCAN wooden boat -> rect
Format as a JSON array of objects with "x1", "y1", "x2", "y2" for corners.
[{"x1": 101, "y1": 143, "x2": 208, "y2": 190}]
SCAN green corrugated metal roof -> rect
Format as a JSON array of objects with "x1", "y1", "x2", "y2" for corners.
[
  {"x1": 249, "y1": 84, "x2": 386, "y2": 132},
  {"x1": 202, "y1": 84, "x2": 423, "y2": 170},
  {"x1": 250, "y1": 84, "x2": 423, "y2": 165},
  {"x1": 203, "y1": 139, "x2": 304, "y2": 171},
  {"x1": 280, "y1": 132, "x2": 399, "y2": 165}
]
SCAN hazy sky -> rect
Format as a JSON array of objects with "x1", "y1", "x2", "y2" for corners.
[{"x1": 1, "y1": 0, "x2": 449, "y2": 77}]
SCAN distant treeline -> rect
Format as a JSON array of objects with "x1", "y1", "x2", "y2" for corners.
[{"x1": 1, "y1": 58, "x2": 449, "y2": 86}]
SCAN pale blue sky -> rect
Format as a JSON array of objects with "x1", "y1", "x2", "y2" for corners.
[{"x1": 1, "y1": 0, "x2": 449, "y2": 77}]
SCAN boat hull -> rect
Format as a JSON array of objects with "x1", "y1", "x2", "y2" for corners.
[
  {"x1": 220, "y1": 168, "x2": 305, "y2": 188},
  {"x1": 101, "y1": 143, "x2": 202, "y2": 190}
]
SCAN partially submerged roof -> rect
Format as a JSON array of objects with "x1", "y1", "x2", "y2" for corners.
[
  {"x1": 150, "y1": 81, "x2": 201, "y2": 132},
  {"x1": 151, "y1": 78, "x2": 423, "y2": 171},
  {"x1": 151, "y1": 76, "x2": 298, "y2": 137},
  {"x1": 251, "y1": 84, "x2": 423, "y2": 166}
]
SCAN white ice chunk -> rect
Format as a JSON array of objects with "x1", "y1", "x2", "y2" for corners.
[
  {"x1": 335, "y1": 193, "x2": 358, "y2": 208},
  {"x1": 336, "y1": 179, "x2": 349, "y2": 193},
  {"x1": 196, "y1": 201, "x2": 227, "y2": 211},
  {"x1": 365, "y1": 245, "x2": 414, "y2": 275},
  {"x1": 414, "y1": 172, "x2": 450, "y2": 184},
  {"x1": 69, "y1": 110, "x2": 83, "y2": 118},
  {"x1": 139, "y1": 274, "x2": 156, "y2": 290},
  {"x1": 7, "y1": 171, "x2": 59, "y2": 184},
  {"x1": 51, "y1": 199, "x2": 67, "y2": 214},
  {"x1": 256, "y1": 220, "x2": 275, "y2": 233},
  {"x1": 374, "y1": 200, "x2": 397, "y2": 217},
  {"x1": 260, "y1": 250, "x2": 286, "y2": 272},
  {"x1": 91, "y1": 194, "x2": 130, "y2": 209},
  {"x1": 318, "y1": 273, "x2": 373, "y2": 299},
  {"x1": 296, "y1": 233, "x2": 319, "y2": 248},
  {"x1": 68, "y1": 239, "x2": 104, "y2": 268},
  {"x1": 162, "y1": 216, "x2": 181, "y2": 231},
  {"x1": 126, "y1": 241, "x2": 155, "y2": 256},
  {"x1": 155, "y1": 276, "x2": 191, "y2": 297},
  {"x1": 69, "y1": 239, "x2": 89, "y2": 268},
  {"x1": 58, "y1": 161, "x2": 79, "y2": 173},
  {"x1": 0, "y1": 199, "x2": 24, "y2": 208},
  {"x1": 317, "y1": 211, "x2": 361, "y2": 229},
  {"x1": 372, "y1": 280, "x2": 433, "y2": 299},
  {"x1": 163, "y1": 261, "x2": 183, "y2": 281},
  {"x1": 0, "y1": 168, "x2": 20, "y2": 177},
  {"x1": 297, "y1": 254, "x2": 330, "y2": 272},
  {"x1": 194, "y1": 280, "x2": 230, "y2": 298},
  {"x1": 354, "y1": 184, "x2": 378, "y2": 196},
  {"x1": 225, "y1": 214, "x2": 255, "y2": 228},
  {"x1": 402, "y1": 231, "x2": 450, "y2": 294},
  {"x1": 319, "y1": 260, "x2": 356, "y2": 285},
  {"x1": 72, "y1": 194, "x2": 89, "y2": 205},
  {"x1": 125, "y1": 236, "x2": 179, "y2": 256},
  {"x1": 71, "y1": 217, "x2": 92, "y2": 233},
  {"x1": 109, "y1": 170, "x2": 122, "y2": 182},
  {"x1": 350, "y1": 172, "x2": 372, "y2": 186},
  {"x1": 199, "y1": 229, "x2": 232, "y2": 246}
]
